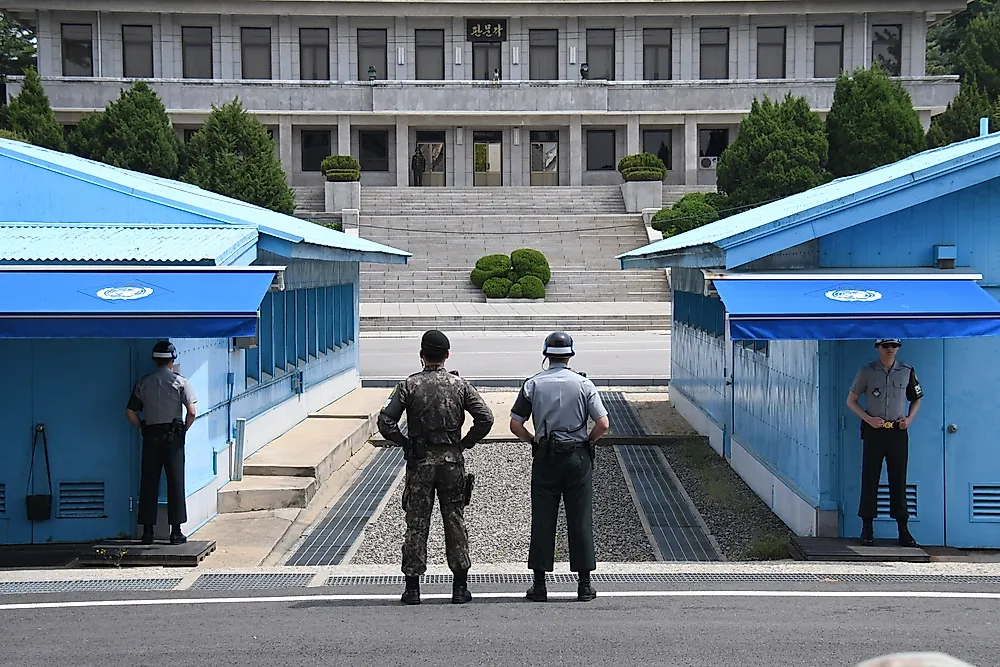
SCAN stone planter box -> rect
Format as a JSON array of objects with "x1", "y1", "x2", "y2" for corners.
[
  {"x1": 486, "y1": 297, "x2": 545, "y2": 304},
  {"x1": 325, "y1": 180, "x2": 361, "y2": 214},
  {"x1": 621, "y1": 180, "x2": 663, "y2": 214}
]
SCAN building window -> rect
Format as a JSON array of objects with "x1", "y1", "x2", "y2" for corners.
[
  {"x1": 699, "y1": 28, "x2": 729, "y2": 79},
  {"x1": 300, "y1": 28, "x2": 329, "y2": 80},
  {"x1": 301, "y1": 130, "x2": 331, "y2": 172},
  {"x1": 61, "y1": 24, "x2": 93, "y2": 77},
  {"x1": 586, "y1": 130, "x2": 616, "y2": 171},
  {"x1": 415, "y1": 29, "x2": 445, "y2": 80},
  {"x1": 122, "y1": 25, "x2": 153, "y2": 78},
  {"x1": 642, "y1": 129, "x2": 672, "y2": 171},
  {"x1": 643, "y1": 28, "x2": 672, "y2": 81},
  {"x1": 814, "y1": 25, "x2": 844, "y2": 78},
  {"x1": 183, "y1": 128, "x2": 199, "y2": 143},
  {"x1": 529, "y1": 29, "x2": 558, "y2": 80},
  {"x1": 358, "y1": 29, "x2": 387, "y2": 80},
  {"x1": 241, "y1": 27, "x2": 272, "y2": 79},
  {"x1": 699, "y1": 128, "x2": 729, "y2": 159},
  {"x1": 585, "y1": 29, "x2": 615, "y2": 80},
  {"x1": 359, "y1": 130, "x2": 390, "y2": 171},
  {"x1": 182, "y1": 26, "x2": 214, "y2": 79},
  {"x1": 756, "y1": 26, "x2": 786, "y2": 78},
  {"x1": 872, "y1": 24, "x2": 902, "y2": 76}
]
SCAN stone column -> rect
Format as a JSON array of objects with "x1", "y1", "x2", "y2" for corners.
[
  {"x1": 627, "y1": 115, "x2": 640, "y2": 156},
  {"x1": 337, "y1": 115, "x2": 351, "y2": 155},
  {"x1": 337, "y1": 17, "x2": 351, "y2": 81},
  {"x1": 793, "y1": 15, "x2": 808, "y2": 79},
  {"x1": 279, "y1": 116, "x2": 293, "y2": 180},
  {"x1": 159, "y1": 14, "x2": 176, "y2": 79},
  {"x1": 684, "y1": 115, "x2": 698, "y2": 186},
  {"x1": 570, "y1": 116, "x2": 583, "y2": 186},
  {"x1": 910, "y1": 12, "x2": 926, "y2": 77},
  {"x1": 396, "y1": 117, "x2": 409, "y2": 186},
  {"x1": 278, "y1": 16, "x2": 293, "y2": 80}
]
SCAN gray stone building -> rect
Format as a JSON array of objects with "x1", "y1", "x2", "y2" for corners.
[{"x1": 3, "y1": 0, "x2": 965, "y2": 189}]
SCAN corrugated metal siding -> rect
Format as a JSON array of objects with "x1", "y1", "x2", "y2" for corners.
[
  {"x1": 670, "y1": 323, "x2": 727, "y2": 427},
  {"x1": 819, "y1": 177, "x2": 1000, "y2": 286},
  {"x1": 733, "y1": 340, "x2": 821, "y2": 503},
  {"x1": 0, "y1": 224, "x2": 257, "y2": 264}
]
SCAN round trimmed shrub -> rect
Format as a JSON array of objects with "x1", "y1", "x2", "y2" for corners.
[
  {"x1": 618, "y1": 152, "x2": 667, "y2": 181},
  {"x1": 470, "y1": 268, "x2": 490, "y2": 288},
  {"x1": 510, "y1": 248, "x2": 551, "y2": 284},
  {"x1": 475, "y1": 253, "x2": 513, "y2": 276},
  {"x1": 483, "y1": 277, "x2": 513, "y2": 299},
  {"x1": 517, "y1": 275, "x2": 545, "y2": 299},
  {"x1": 651, "y1": 193, "x2": 720, "y2": 238},
  {"x1": 321, "y1": 155, "x2": 361, "y2": 182},
  {"x1": 623, "y1": 168, "x2": 666, "y2": 182},
  {"x1": 508, "y1": 283, "x2": 525, "y2": 298}
]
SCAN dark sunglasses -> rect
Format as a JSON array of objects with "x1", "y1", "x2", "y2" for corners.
[{"x1": 879, "y1": 343, "x2": 901, "y2": 349}]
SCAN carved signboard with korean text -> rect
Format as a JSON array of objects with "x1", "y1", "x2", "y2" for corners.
[{"x1": 466, "y1": 19, "x2": 508, "y2": 42}]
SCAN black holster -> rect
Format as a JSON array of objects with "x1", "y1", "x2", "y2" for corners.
[
  {"x1": 404, "y1": 437, "x2": 426, "y2": 468},
  {"x1": 463, "y1": 474, "x2": 475, "y2": 506}
]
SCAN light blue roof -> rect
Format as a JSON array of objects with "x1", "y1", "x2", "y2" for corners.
[
  {"x1": 619, "y1": 131, "x2": 1000, "y2": 270},
  {"x1": 0, "y1": 223, "x2": 258, "y2": 265},
  {"x1": 0, "y1": 138, "x2": 410, "y2": 265}
]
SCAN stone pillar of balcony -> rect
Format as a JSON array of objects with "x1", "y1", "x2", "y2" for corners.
[
  {"x1": 570, "y1": 116, "x2": 583, "y2": 186},
  {"x1": 337, "y1": 18, "x2": 351, "y2": 81},
  {"x1": 793, "y1": 16, "x2": 808, "y2": 79},
  {"x1": 396, "y1": 117, "x2": 409, "y2": 186},
  {"x1": 160, "y1": 15, "x2": 177, "y2": 79},
  {"x1": 278, "y1": 16, "x2": 293, "y2": 80},
  {"x1": 278, "y1": 117, "x2": 293, "y2": 179},
  {"x1": 627, "y1": 116, "x2": 640, "y2": 156},
  {"x1": 337, "y1": 116, "x2": 351, "y2": 156},
  {"x1": 220, "y1": 15, "x2": 235, "y2": 80},
  {"x1": 37, "y1": 12, "x2": 54, "y2": 76},
  {"x1": 684, "y1": 115, "x2": 698, "y2": 186}
]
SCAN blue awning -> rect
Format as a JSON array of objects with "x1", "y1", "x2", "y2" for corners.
[
  {"x1": 713, "y1": 278, "x2": 1000, "y2": 341},
  {"x1": 0, "y1": 267, "x2": 279, "y2": 339}
]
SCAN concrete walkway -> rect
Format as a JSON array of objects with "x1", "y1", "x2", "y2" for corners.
[{"x1": 361, "y1": 302, "x2": 672, "y2": 317}]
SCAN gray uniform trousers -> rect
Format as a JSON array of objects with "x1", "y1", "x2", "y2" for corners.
[{"x1": 527, "y1": 445, "x2": 596, "y2": 573}]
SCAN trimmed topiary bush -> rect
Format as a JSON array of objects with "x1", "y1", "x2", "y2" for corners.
[
  {"x1": 508, "y1": 283, "x2": 525, "y2": 298},
  {"x1": 651, "y1": 193, "x2": 720, "y2": 238},
  {"x1": 470, "y1": 268, "x2": 489, "y2": 288},
  {"x1": 517, "y1": 275, "x2": 546, "y2": 299},
  {"x1": 483, "y1": 277, "x2": 513, "y2": 298},
  {"x1": 617, "y1": 152, "x2": 667, "y2": 181},
  {"x1": 321, "y1": 154, "x2": 361, "y2": 182},
  {"x1": 471, "y1": 253, "x2": 512, "y2": 288},
  {"x1": 510, "y1": 248, "x2": 551, "y2": 284}
]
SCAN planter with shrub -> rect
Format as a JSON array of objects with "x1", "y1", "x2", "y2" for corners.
[
  {"x1": 617, "y1": 153, "x2": 666, "y2": 213},
  {"x1": 471, "y1": 249, "x2": 550, "y2": 301},
  {"x1": 322, "y1": 155, "x2": 362, "y2": 214}
]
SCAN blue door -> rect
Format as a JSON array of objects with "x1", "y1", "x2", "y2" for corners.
[
  {"x1": 943, "y1": 337, "x2": 1000, "y2": 548},
  {"x1": 838, "y1": 339, "x2": 946, "y2": 545},
  {"x1": 0, "y1": 340, "x2": 136, "y2": 545}
]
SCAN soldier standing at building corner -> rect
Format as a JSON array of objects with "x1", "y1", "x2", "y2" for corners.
[
  {"x1": 125, "y1": 341, "x2": 197, "y2": 546},
  {"x1": 378, "y1": 330, "x2": 494, "y2": 605},
  {"x1": 411, "y1": 147, "x2": 426, "y2": 187},
  {"x1": 846, "y1": 338, "x2": 923, "y2": 548},
  {"x1": 509, "y1": 331, "x2": 610, "y2": 602}
]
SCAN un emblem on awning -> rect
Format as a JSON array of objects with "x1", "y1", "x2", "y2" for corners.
[
  {"x1": 96, "y1": 286, "x2": 154, "y2": 301},
  {"x1": 824, "y1": 288, "x2": 883, "y2": 303}
]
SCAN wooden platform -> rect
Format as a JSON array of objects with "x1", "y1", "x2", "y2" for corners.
[
  {"x1": 790, "y1": 536, "x2": 931, "y2": 563},
  {"x1": 78, "y1": 540, "x2": 216, "y2": 567}
]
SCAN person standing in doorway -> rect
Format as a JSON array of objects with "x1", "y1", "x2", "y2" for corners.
[
  {"x1": 125, "y1": 341, "x2": 197, "y2": 546},
  {"x1": 846, "y1": 338, "x2": 923, "y2": 548},
  {"x1": 411, "y1": 147, "x2": 426, "y2": 187},
  {"x1": 509, "y1": 331, "x2": 610, "y2": 602},
  {"x1": 378, "y1": 330, "x2": 494, "y2": 605}
]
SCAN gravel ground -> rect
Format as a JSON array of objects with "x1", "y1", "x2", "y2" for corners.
[
  {"x1": 349, "y1": 443, "x2": 655, "y2": 566},
  {"x1": 628, "y1": 392, "x2": 793, "y2": 560}
]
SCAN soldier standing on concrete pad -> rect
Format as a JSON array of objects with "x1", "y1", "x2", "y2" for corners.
[
  {"x1": 378, "y1": 330, "x2": 494, "y2": 605},
  {"x1": 125, "y1": 341, "x2": 198, "y2": 546},
  {"x1": 846, "y1": 338, "x2": 923, "y2": 548},
  {"x1": 509, "y1": 331, "x2": 610, "y2": 602}
]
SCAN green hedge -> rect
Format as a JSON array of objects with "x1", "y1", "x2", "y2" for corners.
[
  {"x1": 471, "y1": 253, "x2": 512, "y2": 288},
  {"x1": 483, "y1": 277, "x2": 513, "y2": 298},
  {"x1": 511, "y1": 248, "x2": 551, "y2": 284},
  {"x1": 0, "y1": 129, "x2": 26, "y2": 142},
  {"x1": 617, "y1": 152, "x2": 666, "y2": 181},
  {"x1": 321, "y1": 155, "x2": 361, "y2": 182},
  {"x1": 508, "y1": 283, "x2": 524, "y2": 298},
  {"x1": 651, "y1": 193, "x2": 720, "y2": 238},
  {"x1": 471, "y1": 249, "x2": 549, "y2": 298},
  {"x1": 516, "y1": 275, "x2": 546, "y2": 299}
]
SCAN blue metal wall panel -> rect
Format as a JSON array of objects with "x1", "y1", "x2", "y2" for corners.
[
  {"x1": 819, "y1": 178, "x2": 1000, "y2": 285},
  {"x1": 732, "y1": 340, "x2": 821, "y2": 503},
  {"x1": 671, "y1": 323, "x2": 727, "y2": 427}
]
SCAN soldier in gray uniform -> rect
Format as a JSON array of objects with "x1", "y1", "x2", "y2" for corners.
[
  {"x1": 125, "y1": 341, "x2": 198, "y2": 545},
  {"x1": 846, "y1": 338, "x2": 923, "y2": 548},
  {"x1": 510, "y1": 331, "x2": 610, "y2": 602},
  {"x1": 378, "y1": 330, "x2": 494, "y2": 606}
]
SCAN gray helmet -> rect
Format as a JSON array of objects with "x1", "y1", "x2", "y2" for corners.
[
  {"x1": 152, "y1": 340, "x2": 177, "y2": 360},
  {"x1": 543, "y1": 331, "x2": 575, "y2": 357}
]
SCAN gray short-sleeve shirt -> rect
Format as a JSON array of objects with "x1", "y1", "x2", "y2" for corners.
[
  {"x1": 127, "y1": 367, "x2": 197, "y2": 425},
  {"x1": 510, "y1": 364, "x2": 609, "y2": 443},
  {"x1": 849, "y1": 360, "x2": 923, "y2": 421}
]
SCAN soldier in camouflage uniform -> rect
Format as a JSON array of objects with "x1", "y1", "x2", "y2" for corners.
[{"x1": 378, "y1": 330, "x2": 494, "y2": 605}]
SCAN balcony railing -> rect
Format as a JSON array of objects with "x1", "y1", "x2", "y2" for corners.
[{"x1": 7, "y1": 75, "x2": 960, "y2": 116}]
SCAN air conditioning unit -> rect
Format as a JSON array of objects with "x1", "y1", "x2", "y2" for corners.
[{"x1": 700, "y1": 156, "x2": 719, "y2": 170}]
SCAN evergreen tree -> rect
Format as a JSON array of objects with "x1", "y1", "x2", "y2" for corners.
[
  {"x1": 926, "y1": 79, "x2": 1000, "y2": 148},
  {"x1": 0, "y1": 11, "x2": 35, "y2": 79},
  {"x1": 926, "y1": 0, "x2": 997, "y2": 74},
  {"x1": 182, "y1": 98, "x2": 295, "y2": 215},
  {"x1": 955, "y1": 11, "x2": 1000, "y2": 102},
  {"x1": 826, "y1": 66, "x2": 926, "y2": 178},
  {"x1": 716, "y1": 94, "x2": 831, "y2": 211},
  {"x1": 66, "y1": 81, "x2": 179, "y2": 177},
  {"x1": 6, "y1": 68, "x2": 64, "y2": 151}
]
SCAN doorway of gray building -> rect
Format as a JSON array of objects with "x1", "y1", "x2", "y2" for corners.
[{"x1": 474, "y1": 131, "x2": 503, "y2": 186}]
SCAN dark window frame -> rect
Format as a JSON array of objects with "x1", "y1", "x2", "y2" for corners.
[
  {"x1": 414, "y1": 29, "x2": 445, "y2": 80},
  {"x1": 814, "y1": 25, "x2": 844, "y2": 78},
  {"x1": 642, "y1": 129, "x2": 672, "y2": 171},
  {"x1": 358, "y1": 28, "x2": 388, "y2": 80},
  {"x1": 241, "y1": 27, "x2": 272, "y2": 80},
  {"x1": 756, "y1": 26, "x2": 786, "y2": 79},
  {"x1": 529, "y1": 29, "x2": 559, "y2": 80},
  {"x1": 181, "y1": 26, "x2": 214, "y2": 79},
  {"x1": 472, "y1": 41, "x2": 502, "y2": 80},
  {"x1": 299, "y1": 28, "x2": 330, "y2": 80},
  {"x1": 586, "y1": 129, "x2": 616, "y2": 171},
  {"x1": 61, "y1": 23, "x2": 94, "y2": 77},
  {"x1": 699, "y1": 27, "x2": 729, "y2": 80},
  {"x1": 122, "y1": 24, "x2": 154, "y2": 78},
  {"x1": 359, "y1": 129, "x2": 390, "y2": 172},
  {"x1": 585, "y1": 28, "x2": 615, "y2": 80},
  {"x1": 300, "y1": 129, "x2": 331, "y2": 173},
  {"x1": 698, "y1": 128, "x2": 730, "y2": 158},
  {"x1": 643, "y1": 28, "x2": 672, "y2": 81},
  {"x1": 872, "y1": 23, "x2": 903, "y2": 76}
]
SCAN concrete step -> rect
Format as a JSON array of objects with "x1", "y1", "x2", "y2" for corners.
[
  {"x1": 242, "y1": 416, "x2": 373, "y2": 480},
  {"x1": 217, "y1": 476, "x2": 317, "y2": 513}
]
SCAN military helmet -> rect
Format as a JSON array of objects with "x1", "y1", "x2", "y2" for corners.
[
  {"x1": 152, "y1": 340, "x2": 178, "y2": 360},
  {"x1": 542, "y1": 331, "x2": 575, "y2": 357}
]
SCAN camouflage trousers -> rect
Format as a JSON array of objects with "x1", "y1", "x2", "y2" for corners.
[{"x1": 401, "y1": 459, "x2": 471, "y2": 576}]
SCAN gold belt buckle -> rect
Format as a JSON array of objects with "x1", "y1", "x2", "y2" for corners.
[{"x1": 880, "y1": 420, "x2": 896, "y2": 429}]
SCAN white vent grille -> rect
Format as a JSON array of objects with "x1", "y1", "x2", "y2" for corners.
[
  {"x1": 877, "y1": 483, "x2": 917, "y2": 519},
  {"x1": 972, "y1": 485, "x2": 1000, "y2": 521},
  {"x1": 58, "y1": 482, "x2": 105, "y2": 519}
]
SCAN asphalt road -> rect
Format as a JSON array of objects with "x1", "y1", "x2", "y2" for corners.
[
  {"x1": 0, "y1": 586, "x2": 997, "y2": 667},
  {"x1": 359, "y1": 332, "x2": 671, "y2": 380}
]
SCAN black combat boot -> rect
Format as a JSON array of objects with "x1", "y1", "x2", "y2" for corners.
[
  {"x1": 860, "y1": 520, "x2": 874, "y2": 547},
  {"x1": 577, "y1": 571, "x2": 597, "y2": 602},
  {"x1": 169, "y1": 525, "x2": 187, "y2": 545},
  {"x1": 401, "y1": 576, "x2": 421, "y2": 605},
  {"x1": 898, "y1": 520, "x2": 918, "y2": 548},
  {"x1": 140, "y1": 525, "x2": 155, "y2": 545},
  {"x1": 451, "y1": 570, "x2": 472, "y2": 604},
  {"x1": 526, "y1": 570, "x2": 548, "y2": 602}
]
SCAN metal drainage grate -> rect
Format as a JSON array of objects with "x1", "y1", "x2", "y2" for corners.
[
  {"x1": 0, "y1": 579, "x2": 182, "y2": 595},
  {"x1": 617, "y1": 445, "x2": 721, "y2": 562},
  {"x1": 325, "y1": 573, "x2": 580, "y2": 587},
  {"x1": 286, "y1": 447, "x2": 405, "y2": 567},
  {"x1": 189, "y1": 573, "x2": 315, "y2": 591},
  {"x1": 600, "y1": 391, "x2": 649, "y2": 437}
]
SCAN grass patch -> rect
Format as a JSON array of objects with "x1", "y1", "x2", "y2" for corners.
[{"x1": 746, "y1": 533, "x2": 791, "y2": 560}]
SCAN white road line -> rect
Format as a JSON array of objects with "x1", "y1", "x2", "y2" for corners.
[{"x1": 4, "y1": 589, "x2": 1000, "y2": 611}]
